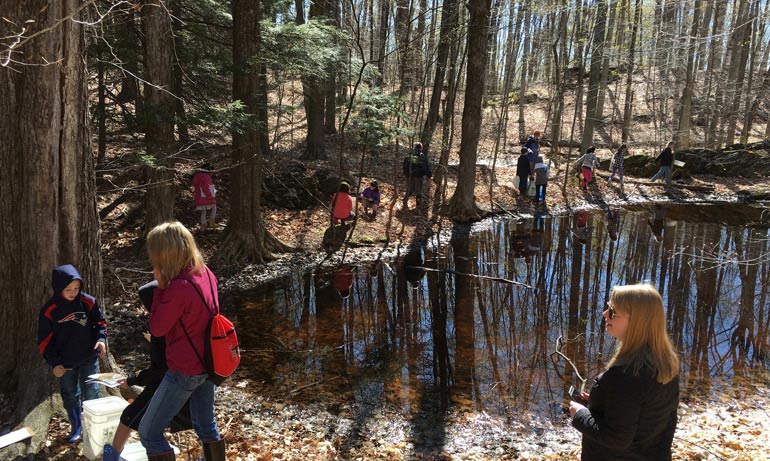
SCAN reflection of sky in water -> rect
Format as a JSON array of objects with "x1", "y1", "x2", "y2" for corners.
[{"x1": 236, "y1": 204, "x2": 770, "y2": 419}]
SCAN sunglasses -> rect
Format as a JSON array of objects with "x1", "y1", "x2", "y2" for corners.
[{"x1": 606, "y1": 302, "x2": 618, "y2": 319}]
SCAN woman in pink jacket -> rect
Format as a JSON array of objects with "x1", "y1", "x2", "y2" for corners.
[
  {"x1": 139, "y1": 221, "x2": 225, "y2": 460},
  {"x1": 192, "y1": 164, "x2": 217, "y2": 230}
]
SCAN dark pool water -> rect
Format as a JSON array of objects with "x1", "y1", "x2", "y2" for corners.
[{"x1": 234, "y1": 204, "x2": 770, "y2": 420}]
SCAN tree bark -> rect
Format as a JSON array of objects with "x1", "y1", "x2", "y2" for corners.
[
  {"x1": 0, "y1": 0, "x2": 102, "y2": 454},
  {"x1": 723, "y1": 0, "x2": 751, "y2": 146},
  {"x1": 420, "y1": 0, "x2": 458, "y2": 153},
  {"x1": 621, "y1": 0, "x2": 642, "y2": 143},
  {"x1": 300, "y1": 0, "x2": 328, "y2": 159},
  {"x1": 227, "y1": 0, "x2": 292, "y2": 263},
  {"x1": 143, "y1": 0, "x2": 178, "y2": 229},
  {"x1": 447, "y1": 0, "x2": 492, "y2": 221},
  {"x1": 518, "y1": 0, "x2": 532, "y2": 140},
  {"x1": 582, "y1": 0, "x2": 608, "y2": 153},
  {"x1": 675, "y1": 0, "x2": 702, "y2": 149},
  {"x1": 395, "y1": 0, "x2": 414, "y2": 94},
  {"x1": 377, "y1": 0, "x2": 390, "y2": 84},
  {"x1": 549, "y1": 0, "x2": 569, "y2": 154}
]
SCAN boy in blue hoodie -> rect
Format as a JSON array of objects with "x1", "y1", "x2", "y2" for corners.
[{"x1": 37, "y1": 264, "x2": 107, "y2": 443}]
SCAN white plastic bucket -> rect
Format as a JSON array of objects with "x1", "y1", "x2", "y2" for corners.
[
  {"x1": 119, "y1": 442, "x2": 181, "y2": 461},
  {"x1": 82, "y1": 396, "x2": 128, "y2": 460}
]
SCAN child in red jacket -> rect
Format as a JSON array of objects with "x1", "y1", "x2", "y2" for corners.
[{"x1": 192, "y1": 164, "x2": 217, "y2": 230}]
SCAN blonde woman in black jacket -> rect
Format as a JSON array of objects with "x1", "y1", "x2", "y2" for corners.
[{"x1": 570, "y1": 284, "x2": 680, "y2": 460}]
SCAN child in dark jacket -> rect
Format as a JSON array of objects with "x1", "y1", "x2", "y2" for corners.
[
  {"x1": 516, "y1": 148, "x2": 533, "y2": 196},
  {"x1": 37, "y1": 264, "x2": 107, "y2": 443},
  {"x1": 101, "y1": 281, "x2": 192, "y2": 461},
  {"x1": 359, "y1": 181, "x2": 381, "y2": 219}
]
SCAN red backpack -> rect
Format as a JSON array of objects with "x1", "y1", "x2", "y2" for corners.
[{"x1": 182, "y1": 271, "x2": 241, "y2": 385}]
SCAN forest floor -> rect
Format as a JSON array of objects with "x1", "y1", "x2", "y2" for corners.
[{"x1": 28, "y1": 135, "x2": 770, "y2": 460}]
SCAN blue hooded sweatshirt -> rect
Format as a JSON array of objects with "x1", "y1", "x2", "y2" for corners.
[{"x1": 37, "y1": 265, "x2": 107, "y2": 368}]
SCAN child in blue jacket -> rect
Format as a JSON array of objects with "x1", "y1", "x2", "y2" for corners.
[{"x1": 37, "y1": 264, "x2": 107, "y2": 443}]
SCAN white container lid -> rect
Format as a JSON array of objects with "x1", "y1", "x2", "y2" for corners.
[
  {"x1": 120, "y1": 442, "x2": 180, "y2": 461},
  {"x1": 83, "y1": 396, "x2": 128, "y2": 416}
]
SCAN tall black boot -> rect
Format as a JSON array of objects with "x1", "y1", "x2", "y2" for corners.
[
  {"x1": 203, "y1": 439, "x2": 226, "y2": 461},
  {"x1": 147, "y1": 451, "x2": 176, "y2": 461}
]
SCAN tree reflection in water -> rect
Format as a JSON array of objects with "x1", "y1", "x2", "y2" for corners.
[{"x1": 235, "y1": 204, "x2": 770, "y2": 424}]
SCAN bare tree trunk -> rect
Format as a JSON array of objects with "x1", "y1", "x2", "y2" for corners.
[
  {"x1": 675, "y1": 0, "x2": 702, "y2": 149},
  {"x1": 226, "y1": 0, "x2": 292, "y2": 263},
  {"x1": 518, "y1": 0, "x2": 532, "y2": 140},
  {"x1": 377, "y1": 0, "x2": 390, "y2": 84},
  {"x1": 549, "y1": 0, "x2": 569, "y2": 154},
  {"x1": 621, "y1": 0, "x2": 642, "y2": 143},
  {"x1": 0, "y1": 1, "x2": 102, "y2": 455},
  {"x1": 325, "y1": 0, "x2": 340, "y2": 134},
  {"x1": 582, "y1": 0, "x2": 608, "y2": 153},
  {"x1": 724, "y1": 0, "x2": 751, "y2": 146},
  {"x1": 447, "y1": 0, "x2": 492, "y2": 221},
  {"x1": 395, "y1": 0, "x2": 414, "y2": 94},
  {"x1": 143, "y1": 0, "x2": 178, "y2": 229},
  {"x1": 170, "y1": 0, "x2": 190, "y2": 145},
  {"x1": 704, "y1": 0, "x2": 726, "y2": 148},
  {"x1": 420, "y1": 0, "x2": 459, "y2": 152},
  {"x1": 299, "y1": 0, "x2": 327, "y2": 159}
]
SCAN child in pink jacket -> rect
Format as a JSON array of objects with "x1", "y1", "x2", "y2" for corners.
[{"x1": 192, "y1": 164, "x2": 217, "y2": 229}]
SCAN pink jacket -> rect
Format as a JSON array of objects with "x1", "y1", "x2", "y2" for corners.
[
  {"x1": 150, "y1": 266, "x2": 218, "y2": 376},
  {"x1": 192, "y1": 172, "x2": 216, "y2": 207}
]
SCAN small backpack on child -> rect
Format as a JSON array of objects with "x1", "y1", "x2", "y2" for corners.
[{"x1": 181, "y1": 273, "x2": 241, "y2": 385}]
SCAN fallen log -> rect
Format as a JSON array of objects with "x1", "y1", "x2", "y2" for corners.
[{"x1": 595, "y1": 172, "x2": 715, "y2": 192}]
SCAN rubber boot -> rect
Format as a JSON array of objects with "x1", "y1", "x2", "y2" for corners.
[
  {"x1": 208, "y1": 218, "x2": 216, "y2": 230},
  {"x1": 147, "y1": 451, "x2": 176, "y2": 461},
  {"x1": 202, "y1": 439, "x2": 226, "y2": 461},
  {"x1": 103, "y1": 443, "x2": 121, "y2": 461},
  {"x1": 66, "y1": 407, "x2": 82, "y2": 443}
]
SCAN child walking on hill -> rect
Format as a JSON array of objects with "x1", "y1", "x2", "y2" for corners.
[
  {"x1": 192, "y1": 164, "x2": 217, "y2": 230},
  {"x1": 37, "y1": 264, "x2": 107, "y2": 443},
  {"x1": 580, "y1": 146, "x2": 600, "y2": 191}
]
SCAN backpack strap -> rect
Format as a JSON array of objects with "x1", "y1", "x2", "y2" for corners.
[{"x1": 179, "y1": 268, "x2": 218, "y2": 370}]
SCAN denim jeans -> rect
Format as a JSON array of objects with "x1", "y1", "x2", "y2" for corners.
[
  {"x1": 138, "y1": 371, "x2": 219, "y2": 454},
  {"x1": 651, "y1": 166, "x2": 671, "y2": 185},
  {"x1": 59, "y1": 358, "x2": 100, "y2": 411},
  {"x1": 536, "y1": 184, "x2": 547, "y2": 202}
]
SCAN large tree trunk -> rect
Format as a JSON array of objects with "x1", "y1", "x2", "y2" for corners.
[
  {"x1": 581, "y1": 0, "x2": 608, "y2": 153},
  {"x1": 0, "y1": 0, "x2": 102, "y2": 455},
  {"x1": 447, "y1": 0, "x2": 491, "y2": 221},
  {"x1": 324, "y1": 0, "x2": 339, "y2": 134},
  {"x1": 377, "y1": 0, "x2": 390, "y2": 84},
  {"x1": 395, "y1": 0, "x2": 414, "y2": 94},
  {"x1": 675, "y1": 0, "x2": 702, "y2": 149},
  {"x1": 300, "y1": 0, "x2": 327, "y2": 159},
  {"x1": 420, "y1": 0, "x2": 458, "y2": 153},
  {"x1": 143, "y1": 0, "x2": 177, "y2": 229},
  {"x1": 226, "y1": 0, "x2": 292, "y2": 263}
]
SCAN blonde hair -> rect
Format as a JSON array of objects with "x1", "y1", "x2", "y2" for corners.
[
  {"x1": 607, "y1": 284, "x2": 680, "y2": 384},
  {"x1": 146, "y1": 221, "x2": 205, "y2": 282}
]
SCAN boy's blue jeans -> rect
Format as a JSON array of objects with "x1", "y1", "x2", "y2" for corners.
[
  {"x1": 60, "y1": 358, "x2": 100, "y2": 411},
  {"x1": 139, "y1": 370, "x2": 219, "y2": 454}
]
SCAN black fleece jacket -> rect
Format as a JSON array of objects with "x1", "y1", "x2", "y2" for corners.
[{"x1": 572, "y1": 364, "x2": 679, "y2": 461}]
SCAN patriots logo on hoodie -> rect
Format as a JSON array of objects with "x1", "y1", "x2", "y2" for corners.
[{"x1": 58, "y1": 311, "x2": 88, "y2": 327}]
